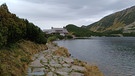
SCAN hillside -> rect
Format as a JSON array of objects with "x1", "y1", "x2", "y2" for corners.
[
  {"x1": 0, "y1": 40, "x2": 47, "y2": 76},
  {"x1": 87, "y1": 5, "x2": 135, "y2": 33},
  {"x1": 0, "y1": 3, "x2": 47, "y2": 48},
  {"x1": 0, "y1": 3, "x2": 48, "y2": 75},
  {"x1": 66, "y1": 24, "x2": 95, "y2": 37}
]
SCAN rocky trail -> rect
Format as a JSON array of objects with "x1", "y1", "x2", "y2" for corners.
[{"x1": 27, "y1": 43, "x2": 87, "y2": 76}]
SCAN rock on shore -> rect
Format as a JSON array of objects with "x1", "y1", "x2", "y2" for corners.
[{"x1": 27, "y1": 43, "x2": 104, "y2": 76}]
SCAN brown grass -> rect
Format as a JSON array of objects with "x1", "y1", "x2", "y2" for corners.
[
  {"x1": 53, "y1": 47, "x2": 70, "y2": 57},
  {"x1": 0, "y1": 40, "x2": 47, "y2": 76},
  {"x1": 72, "y1": 59, "x2": 104, "y2": 76},
  {"x1": 84, "y1": 64, "x2": 104, "y2": 76},
  {"x1": 53, "y1": 46, "x2": 104, "y2": 76}
]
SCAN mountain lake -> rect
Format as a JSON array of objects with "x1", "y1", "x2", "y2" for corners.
[{"x1": 56, "y1": 37, "x2": 135, "y2": 76}]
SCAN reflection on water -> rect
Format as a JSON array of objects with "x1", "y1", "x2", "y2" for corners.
[{"x1": 56, "y1": 37, "x2": 135, "y2": 76}]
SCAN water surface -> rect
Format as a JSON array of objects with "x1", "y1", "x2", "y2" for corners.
[{"x1": 56, "y1": 37, "x2": 135, "y2": 76}]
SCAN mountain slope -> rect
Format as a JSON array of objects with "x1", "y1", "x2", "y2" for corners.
[
  {"x1": 66, "y1": 24, "x2": 94, "y2": 37},
  {"x1": 87, "y1": 5, "x2": 135, "y2": 32}
]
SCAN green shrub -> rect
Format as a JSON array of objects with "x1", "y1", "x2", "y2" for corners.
[
  {"x1": 0, "y1": 4, "x2": 47, "y2": 46},
  {"x1": 47, "y1": 36, "x2": 57, "y2": 42},
  {"x1": 66, "y1": 35, "x2": 73, "y2": 39}
]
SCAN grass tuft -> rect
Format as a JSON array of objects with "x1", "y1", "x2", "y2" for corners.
[{"x1": 0, "y1": 40, "x2": 47, "y2": 76}]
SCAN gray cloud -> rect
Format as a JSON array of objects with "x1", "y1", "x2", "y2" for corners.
[{"x1": 1, "y1": 0, "x2": 135, "y2": 29}]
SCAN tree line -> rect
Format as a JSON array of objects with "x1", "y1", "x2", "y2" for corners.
[{"x1": 0, "y1": 4, "x2": 47, "y2": 48}]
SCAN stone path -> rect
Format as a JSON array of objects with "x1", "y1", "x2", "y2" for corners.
[{"x1": 27, "y1": 43, "x2": 86, "y2": 76}]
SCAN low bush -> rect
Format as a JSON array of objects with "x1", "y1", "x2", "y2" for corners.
[{"x1": 47, "y1": 36, "x2": 57, "y2": 42}]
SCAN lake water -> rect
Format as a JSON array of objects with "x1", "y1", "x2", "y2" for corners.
[{"x1": 56, "y1": 37, "x2": 135, "y2": 76}]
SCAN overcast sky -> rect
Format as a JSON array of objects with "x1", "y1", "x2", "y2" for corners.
[{"x1": 0, "y1": 0, "x2": 135, "y2": 29}]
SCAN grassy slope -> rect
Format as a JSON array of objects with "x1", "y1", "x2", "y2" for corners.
[
  {"x1": 0, "y1": 40, "x2": 47, "y2": 76},
  {"x1": 88, "y1": 5, "x2": 135, "y2": 32}
]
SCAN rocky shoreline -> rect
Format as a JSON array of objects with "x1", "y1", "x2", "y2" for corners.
[{"x1": 27, "y1": 43, "x2": 104, "y2": 76}]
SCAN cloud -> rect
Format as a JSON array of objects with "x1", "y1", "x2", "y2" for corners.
[{"x1": 0, "y1": 0, "x2": 135, "y2": 29}]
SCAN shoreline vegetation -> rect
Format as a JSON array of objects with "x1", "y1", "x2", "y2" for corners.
[
  {"x1": 28, "y1": 42, "x2": 104, "y2": 76},
  {"x1": 0, "y1": 40, "x2": 47, "y2": 76}
]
